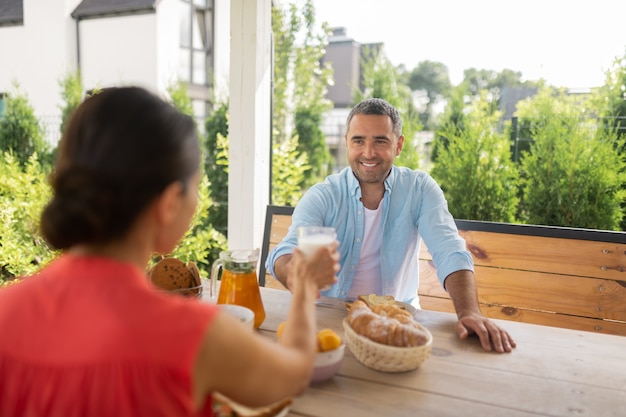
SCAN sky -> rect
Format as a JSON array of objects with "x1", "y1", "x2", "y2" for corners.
[{"x1": 312, "y1": 0, "x2": 626, "y2": 89}]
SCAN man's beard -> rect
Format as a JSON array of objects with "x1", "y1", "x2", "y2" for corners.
[{"x1": 351, "y1": 159, "x2": 391, "y2": 184}]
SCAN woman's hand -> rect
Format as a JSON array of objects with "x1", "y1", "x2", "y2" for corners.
[{"x1": 289, "y1": 241, "x2": 339, "y2": 292}]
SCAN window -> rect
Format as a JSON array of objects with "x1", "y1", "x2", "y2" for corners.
[
  {"x1": 0, "y1": 93, "x2": 6, "y2": 118},
  {"x1": 179, "y1": 0, "x2": 214, "y2": 87},
  {"x1": 0, "y1": 0, "x2": 24, "y2": 27}
]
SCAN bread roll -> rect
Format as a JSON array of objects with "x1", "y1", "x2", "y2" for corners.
[
  {"x1": 358, "y1": 294, "x2": 396, "y2": 307},
  {"x1": 347, "y1": 300, "x2": 429, "y2": 347},
  {"x1": 187, "y1": 260, "x2": 202, "y2": 289},
  {"x1": 149, "y1": 257, "x2": 201, "y2": 296},
  {"x1": 213, "y1": 392, "x2": 292, "y2": 417},
  {"x1": 357, "y1": 293, "x2": 406, "y2": 310}
]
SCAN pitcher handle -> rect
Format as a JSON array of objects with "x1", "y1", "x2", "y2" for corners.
[{"x1": 209, "y1": 259, "x2": 223, "y2": 301}]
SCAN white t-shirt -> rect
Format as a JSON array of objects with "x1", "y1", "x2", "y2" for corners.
[{"x1": 347, "y1": 203, "x2": 383, "y2": 299}]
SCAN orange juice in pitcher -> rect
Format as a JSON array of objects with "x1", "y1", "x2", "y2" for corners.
[{"x1": 210, "y1": 249, "x2": 265, "y2": 329}]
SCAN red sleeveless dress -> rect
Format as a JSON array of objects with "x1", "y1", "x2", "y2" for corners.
[{"x1": 0, "y1": 255, "x2": 218, "y2": 417}]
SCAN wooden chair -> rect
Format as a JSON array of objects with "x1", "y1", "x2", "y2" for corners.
[{"x1": 259, "y1": 205, "x2": 294, "y2": 289}]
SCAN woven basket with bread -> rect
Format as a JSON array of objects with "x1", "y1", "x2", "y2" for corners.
[{"x1": 343, "y1": 299, "x2": 432, "y2": 373}]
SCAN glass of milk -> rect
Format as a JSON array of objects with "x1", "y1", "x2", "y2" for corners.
[
  {"x1": 298, "y1": 226, "x2": 337, "y2": 291},
  {"x1": 297, "y1": 226, "x2": 336, "y2": 258}
]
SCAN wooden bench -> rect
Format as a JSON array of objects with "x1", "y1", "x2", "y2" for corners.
[{"x1": 259, "y1": 205, "x2": 626, "y2": 336}]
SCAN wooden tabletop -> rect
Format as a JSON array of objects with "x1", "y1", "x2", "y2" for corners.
[{"x1": 255, "y1": 287, "x2": 626, "y2": 417}]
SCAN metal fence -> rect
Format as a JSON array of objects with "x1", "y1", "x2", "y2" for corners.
[
  {"x1": 39, "y1": 115, "x2": 62, "y2": 148},
  {"x1": 509, "y1": 116, "x2": 626, "y2": 163}
]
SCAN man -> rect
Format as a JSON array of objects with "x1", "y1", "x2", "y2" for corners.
[{"x1": 266, "y1": 98, "x2": 515, "y2": 353}]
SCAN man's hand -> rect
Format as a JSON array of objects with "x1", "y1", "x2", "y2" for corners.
[
  {"x1": 455, "y1": 312, "x2": 516, "y2": 353},
  {"x1": 444, "y1": 270, "x2": 516, "y2": 353}
]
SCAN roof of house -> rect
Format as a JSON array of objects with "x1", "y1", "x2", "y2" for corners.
[
  {"x1": 0, "y1": 0, "x2": 23, "y2": 25},
  {"x1": 72, "y1": 0, "x2": 157, "y2": 19}
]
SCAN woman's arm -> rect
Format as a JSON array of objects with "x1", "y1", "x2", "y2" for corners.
[{"x1": 192, "y1": 243, "x2": 339, "y2": 409}]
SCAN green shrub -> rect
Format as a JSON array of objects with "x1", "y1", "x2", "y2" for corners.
[
  {"x1": 204, "y1": 102, "x2": 229, "y2": 236},
  {"x1": 58, "y1": 70, "x2": 83, "y2": 135},
  {"x1": 272, "y1": 136, "x2": 309, "y2": 206},
  {"x1": 164, "y1": 175, "x2": 228, "y2": 279},
  {"x1": 517, "y1": 88, "x2": 626, "y2": 230},
  {"x1": 591, "y1": 52, "x2": 626, "y2": 230},
  {"x1": 0, "y1": 152, "x2": 56, "y2": 281},
  {"x1": 294, "y1": 107, "x2": 333, "y2": 189},
  {"x1": 0, "y1": 149, "x2": 226, "y2": 283},
  {"x1": 431, "y1": 95, "x2": 519, "y2": 222},
  {"x1": 0, "y1": 83, "x2": 49, "y2": 167}
]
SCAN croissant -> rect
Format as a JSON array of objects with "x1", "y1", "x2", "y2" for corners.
[{"x1": 347, "y1": 300, "x2": 429, "y2": 347}]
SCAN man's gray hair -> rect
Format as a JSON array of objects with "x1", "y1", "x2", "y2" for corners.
[{"x1": 346, "y1": 98, "x2": 403, "y2": 138}]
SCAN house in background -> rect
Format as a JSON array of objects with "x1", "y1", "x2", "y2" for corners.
[
  {"x1": 0, "y1": 0, "x2": 231, "y2": 145},
  {"x1": 1, "y1": 0, "x2": 274, "y2": 256}
]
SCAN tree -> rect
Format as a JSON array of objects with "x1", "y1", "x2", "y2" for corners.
[
  {"x1": 407, "y1": 60, "x2": 451, "y2": 130},
  {"x1": 271, "y1": 2, "x2": 298, "y2": 145},
  {"x1": 272, "y1": 136, "x2": 310, "y2": 206},
  {"x1": 462, "y1": 67, "x2": 540, "y2": 111},
  {"x1": 166, "y1": 173, "x2": 228, "y2": 278},
  {"x1": 591, "y1": 50, "x2": 626, "y2": 229},
  {"x1": 593, "y1": 51, "x2": 626, "y2": 142},
  {"x1": 431, "y1": 83, "x2": 468, "y2": 162},
  {"x1": 58, "y1": 70, "x2": 83, "y2": 135},
  {"x1": 0, "y1": 82, "x2": 48, "y2": 167},
  {"x1": 293, "y1": 108, "x2": 330, "y2": 188},
  {"x1": 166, "y1": 81, "x2": 228, "y2": 264},
  {"x1": 272, "y1": 0, "x2": 332, "y2": 195},
  {"x1": 353, "y1": 45, "x2": 422, "y2": 169},
  {"x1": 516, "y1": 87, "x2": 626, "y2": 230},
  {"x1": 204, "y1": 101, "x2": 229, "y2": 235},
  {"x1": 291, "y1": 0, "x2": 333, "y2": 187},
  {"x1": 431, "y1": 94, "x2": 519, "y2": 222}
]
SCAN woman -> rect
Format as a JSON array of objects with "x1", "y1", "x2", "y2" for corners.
[{"x1": 0, "y1": 87, "x2": 339, "y2": 416}]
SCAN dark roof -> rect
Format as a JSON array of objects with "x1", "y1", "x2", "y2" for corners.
[
  {"x1": 0, "y1": 0, "x2": 23, "y2": 25},
  {"x1": 72, "y1": 0, "x2": 157, "y2": 19}
]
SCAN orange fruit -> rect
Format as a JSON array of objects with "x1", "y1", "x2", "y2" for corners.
[
  {"x1": 317, "y1": 328, "x2": 342, "y2": 352},
  {"x1": 276, "y1": 321, "x2": 287, "y2": 340}
]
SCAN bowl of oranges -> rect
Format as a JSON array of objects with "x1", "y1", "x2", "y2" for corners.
[
  {"x1": 311, "y1": 328, "x2": 345, "y2": 383},
  {"x1": 277, "y1": 323, "x2": 344, "y2": 384}
]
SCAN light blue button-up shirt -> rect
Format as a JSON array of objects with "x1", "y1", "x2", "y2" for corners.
[{"x1": 265, "y1": 166, "x2": 474, "y2": 306}]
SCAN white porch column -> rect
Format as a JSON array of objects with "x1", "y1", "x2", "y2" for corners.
[{"x1": 228, "y1": 0, "x2": 272, "y2": 251}]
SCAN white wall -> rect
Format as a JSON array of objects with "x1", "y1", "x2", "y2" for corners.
[
  {"x1": 79, "y1": 14, "x2": 158, "y2": 93},
  {"x1": 155, "y1": 0, "x2": 183, "y2": 94},
  {"x1": 0, "y1": 0, "x2": 232, "y2": 122},
  {"x1": 0, "y1": 0, "x2": 81, "y2": 117}
]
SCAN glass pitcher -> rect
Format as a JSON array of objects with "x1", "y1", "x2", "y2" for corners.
[{"x1": 210, "y1": 249, "x2": 266, "y2": 329}]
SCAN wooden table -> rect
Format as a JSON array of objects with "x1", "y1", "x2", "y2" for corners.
[{"x1": 255, "y1": 287, "x2": 626, "y2": 417}]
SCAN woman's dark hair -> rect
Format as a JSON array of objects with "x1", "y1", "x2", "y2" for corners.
[{"x1": 40, "y1": 86, "x2": 200, "y2": 250}]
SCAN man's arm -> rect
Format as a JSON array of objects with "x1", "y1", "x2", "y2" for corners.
[
  {"x1": 444, "y1": 270, "x2": 516, "y2": 353},
  {"x1": 443, "y1": 270, "x2": 482, "y2": 317},
  {"x1": 273, "y1": 254, "x2": 294, "y2": 290}
]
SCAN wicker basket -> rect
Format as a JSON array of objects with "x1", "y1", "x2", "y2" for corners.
[
  {"x1": 164, "y1": 283, "x2": 203, "y2": 298},
  {"x1": 342, "y1": 319, "x2": 433, "y2": 373}
]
